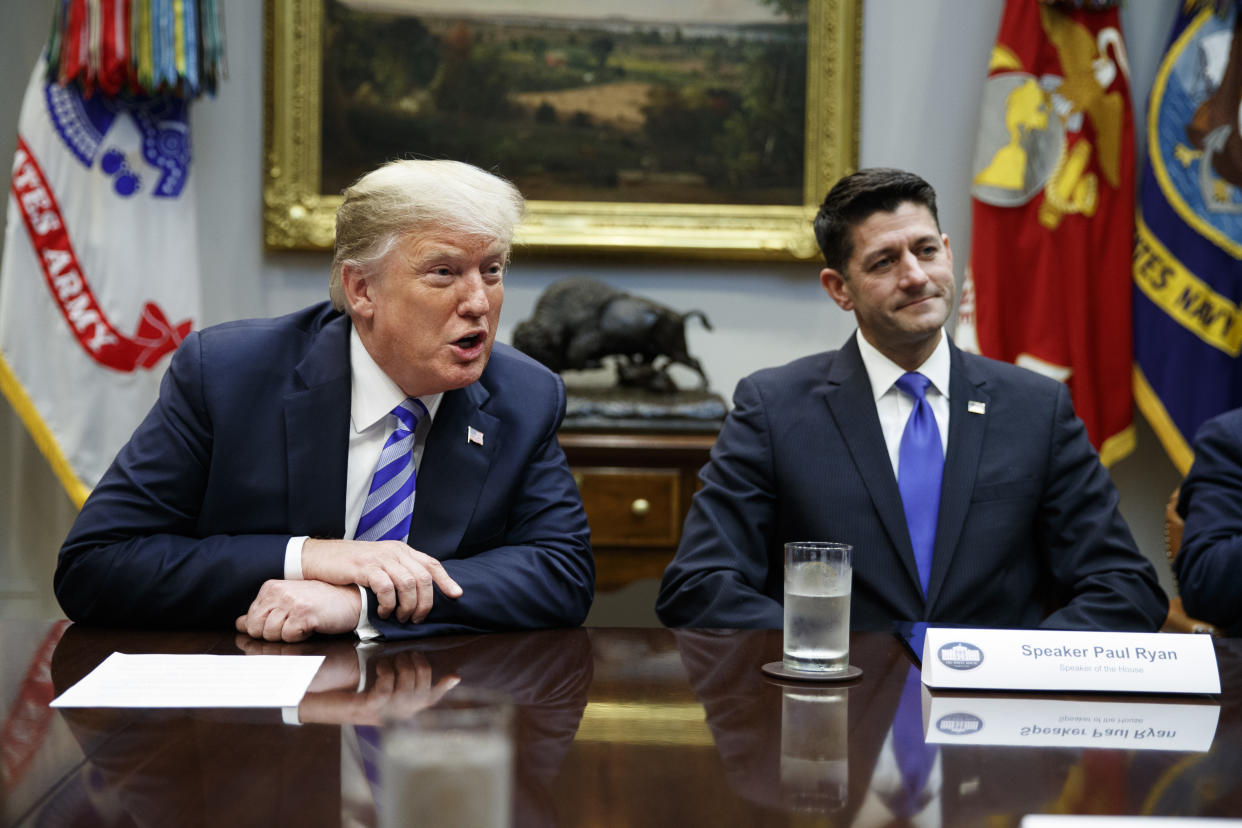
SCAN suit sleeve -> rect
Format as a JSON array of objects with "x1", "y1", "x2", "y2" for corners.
[
  {"x1": 1175, "y1": 413, "x2": 1242, "y2": 632},
  {"x1": 54, "y1": 332, "x2": 288, "y2": 628},
  {"x1": 1036, "y1": 384, "x2": 1168, "y2": 632},
  {"x1": 369, "y1": 373, "x2": 594, "y2": 639},
  {"x1": 656, "y1": 375, "x2": 783, "y2": 629}
]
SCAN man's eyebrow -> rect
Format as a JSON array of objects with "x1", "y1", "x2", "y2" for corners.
[
  {"x1": 414, "y1": 248, "x2": 459, "y2": 261},
  {"x1": 861, "y1": 234, "x2": 940, "y2": 261},
  {"x1": 859, "y1": 243, "x2": 899, "y2": 264},
  {"x1": 411, "y1": 244, "x2": 510, "y2": 268},
  {"x1": 411, "y1": 247, "x2": 467, "y2": 267}
]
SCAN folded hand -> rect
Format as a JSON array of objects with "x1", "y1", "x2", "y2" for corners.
[
  {"x1": 302, "y1": 538, "x2": 463, "y2": 623},
  {"x1": 235, "y1": 579, "x2": 361, "y2": 642}
]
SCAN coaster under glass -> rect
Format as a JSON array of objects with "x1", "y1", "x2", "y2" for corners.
[{"x1": 761, "y1": 661, "x2": 863, "y2": 682}]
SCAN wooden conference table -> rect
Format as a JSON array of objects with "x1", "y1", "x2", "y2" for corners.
[{"x1": 5, "y1": 621, "x2": 1241, "y2": 826}]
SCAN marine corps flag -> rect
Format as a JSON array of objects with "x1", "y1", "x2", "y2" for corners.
[
  {"x1": 957, "y1": 0, "x2": 1135, "y2": 465},
  {"x1": 0, "y1": 2, "x2": 223, "y2": 507},
  {"x1": 1133, "y1": 1, "x2": 1242, "y2": 474}
]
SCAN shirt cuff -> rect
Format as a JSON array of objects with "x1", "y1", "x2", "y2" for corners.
[
  {"x1": 356, "y1": 585, "x2": 381, "y2": 641},
  {"x1": 284, "y1": 536, "x2": 307, "y2": 580}
]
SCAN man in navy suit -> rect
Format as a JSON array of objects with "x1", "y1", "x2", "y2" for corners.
[
  {"x1": 56, "y1": 160, "x2": 593, "y2": 641},
  {"x1": 657, "y1": 168, "x2": 1166, "y2": 632},
  {"x1": 1175, "y1": 405, "x2": 1242, "y2": 635}
]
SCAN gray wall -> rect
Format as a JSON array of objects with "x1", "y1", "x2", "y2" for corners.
[{"x1": 0, "y1": 1, "x2": 1185, "y2": 622}]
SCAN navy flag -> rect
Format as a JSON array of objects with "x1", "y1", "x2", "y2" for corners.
[{"x1": 1134, "y1": 1, "x2": 1242, "y2": 473}]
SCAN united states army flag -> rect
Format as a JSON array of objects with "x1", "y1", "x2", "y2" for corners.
[{"x1": 0, "y1": 60, "x2": 198, "y2": 506}]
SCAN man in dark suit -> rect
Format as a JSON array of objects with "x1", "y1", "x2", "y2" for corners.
[
  {"x1": 1175, "y1": 405, "x2": 1242, "y2": 635},
  {"x1": 55, "y1": 159, "x2": 593, "y2": 640},
  {"x1": 657, "y1": 167, "x2": 1166, "y2": 632}
]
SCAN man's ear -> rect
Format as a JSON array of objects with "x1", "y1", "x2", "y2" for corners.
[
  {"x1": 821, "y1": 267, "x2": 854, "y2": 311},
  {"x1": 341, "y1": 264, "x2": 375, "y2": 320}
]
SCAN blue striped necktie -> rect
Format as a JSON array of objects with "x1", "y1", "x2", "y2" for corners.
[
  {"x1": 355, "y1": 398, "x2": 428, "y2": 542},
  {"x1": 895, "y1": 372, "x2": 943, "y2": 595}
]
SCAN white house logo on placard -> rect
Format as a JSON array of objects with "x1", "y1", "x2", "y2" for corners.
[
  {"x1": 937, "y1": 642, "x2": 985, "y2": 670},
  {"x1": 936, "y1": 713, "x2": 984, "y2": 736}
]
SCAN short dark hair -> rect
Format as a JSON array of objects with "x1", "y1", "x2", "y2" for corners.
[{"x1": 813, "y1": 168, "x2": 940, "y2": 275}]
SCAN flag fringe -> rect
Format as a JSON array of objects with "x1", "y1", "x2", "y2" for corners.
[
  {"x1": 1098, "y1": 423, "x2": 1136, "y2": 469},
  {"x1": 1133, "y1": 366, "x2": 1194, "y2": 476},
  {"x1": 0, "y1": 350, "x2": 90, "y2": 509}
]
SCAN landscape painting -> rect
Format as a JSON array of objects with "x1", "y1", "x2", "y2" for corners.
[
  {"x1": 320, "y1": 0, "x2": 808, "y2": 205},
  {"x1": 263, "y1": 0, "x2": 859, "y2": 258}
]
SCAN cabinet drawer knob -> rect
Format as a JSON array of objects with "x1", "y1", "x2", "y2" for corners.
[
  {"x1": 630, "y1": 498, "x2": 650, "y2": 517},
  {"x1": 573, "y1": 473, "x2": 584, "y2": 488}
]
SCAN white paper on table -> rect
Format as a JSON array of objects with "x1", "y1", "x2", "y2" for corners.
[{"x1": 50, "y1": 652, "x2": 325, "y2": 708}]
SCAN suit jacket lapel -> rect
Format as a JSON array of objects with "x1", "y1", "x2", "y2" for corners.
[
  {"x1": 926, "y1": 340, "x2": 989, "y2": 610},
  {"x1": 822, "y1": 336, "x2": 924, "y2": 593},
  {"x1": 284, "y1": 314, "x2": 352, "y2": 538},
  {"x1": 410, "y1": 380, "x2": 499, "y2": 559}
]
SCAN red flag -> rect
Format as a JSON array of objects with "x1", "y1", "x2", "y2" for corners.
[{"x1": 957, "y1": 0, "x2": 1136, "y2": 465}]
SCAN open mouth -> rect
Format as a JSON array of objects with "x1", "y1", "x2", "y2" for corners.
[{"x1": 454, "y1": 333, "x2": 484, "y2": 349}]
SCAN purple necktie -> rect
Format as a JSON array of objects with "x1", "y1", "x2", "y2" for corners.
[
  {"x1": 890, "y1": 665, "x2": 938, "y2": 817},
  {"x1": 895, "y1": 372, "x2": 943, "y2": 595},
  {"x1": 355, "y1": 398, "x2": 428, "y2": 542}
]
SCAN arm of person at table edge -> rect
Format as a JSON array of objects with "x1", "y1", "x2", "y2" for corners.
[
  {"x1": 1030, "y1": 384, "x2": 1168, "y2": 633},
  {"x1": 54, "y1": 333, "x2": 593, "y2": 638},
  {"x1": 1175, "y1": 411, "x2": 1242, "y2": 632},
  {"x1": 656, "y1": 375, "x2": 784, "y2": 629},
  {"x1": 58, "y1": 455, "x2": 592, "y2": 640},
  {"x1": 239, "y1": 376, "x2": 594, "y2": 640}
]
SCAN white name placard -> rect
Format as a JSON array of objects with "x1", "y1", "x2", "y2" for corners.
[
  {"x1": 920, "y1": 628, "x2": 1220, "y2": 694},
  {"x1": 1023, "y1": 816, "x2": 1242, "y2": 827},
  {"x1": 923, "y1": 693, "x2": 1220, "y2": 752}
]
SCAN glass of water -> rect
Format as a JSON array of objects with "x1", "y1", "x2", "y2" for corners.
[
  {"x1": 380, "y1": 688, "x2": 513, "y2": 828},
  {"x1": 783, "y1": 541, "x2": 852, "y2": 673}
]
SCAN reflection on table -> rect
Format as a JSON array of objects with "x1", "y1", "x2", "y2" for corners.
[{"x1": 3, "y1": 624, "x2": 1242, "y2": 826}]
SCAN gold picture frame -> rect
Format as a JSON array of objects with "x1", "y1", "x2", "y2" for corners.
[{"x1": 263, "y1": 0, "x2": 860, "y2": 260}]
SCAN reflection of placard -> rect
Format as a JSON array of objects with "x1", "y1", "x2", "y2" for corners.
[
  {"x1": 924, "y1": 693, "x2": 1220, "y2": 752},
  {"x1": 920, "y1": 628, "x2": 1220, "y2": 694},
  {"x1": 1022, "y1": 816, "x2": 1242, "y2": 828}
]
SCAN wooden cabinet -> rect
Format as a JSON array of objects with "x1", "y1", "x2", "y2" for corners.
[{"x1": 559, "y1": 431, "x2": 716, "y2": 591}]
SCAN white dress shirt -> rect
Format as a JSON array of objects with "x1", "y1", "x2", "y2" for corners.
[
  {"x1": 282, "y1": 326, "x2": 442, "y2": 636},
  {"x1": 854, "y1": 330, "x2": 951, "y2": 477}
]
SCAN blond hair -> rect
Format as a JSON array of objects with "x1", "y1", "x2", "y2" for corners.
[{"x1": 329, "y1": 159, "x2": 526, "y2": 310}]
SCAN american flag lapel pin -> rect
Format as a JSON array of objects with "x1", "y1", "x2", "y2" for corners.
[
  {"x1": 968, "y1": 401, "x2": 986, "y2": 415},
  {"x1": 467, "y1": 426, "x2": 484, "y2": 446}
]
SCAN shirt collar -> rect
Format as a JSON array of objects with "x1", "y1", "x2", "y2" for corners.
[
  {"x1": 350, "y1": 325, "x2": 442, "y2": 433},
  {"x1": 855, "y1": 329, "x2": 951, "y2": 402}
]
